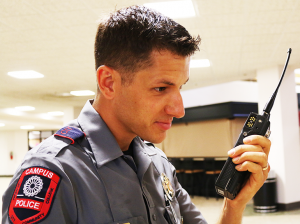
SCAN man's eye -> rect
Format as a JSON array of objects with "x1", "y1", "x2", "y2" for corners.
[{"x1": 154, "y1": 87, "x2": 166, "y2": 92}]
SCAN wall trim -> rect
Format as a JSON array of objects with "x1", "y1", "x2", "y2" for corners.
[
  {"x1": 277, "y1": 201, "x2": 300, "y2": 211},
  {"x1": 173, "y1": 101, "x2": 258, "y2": 124}
]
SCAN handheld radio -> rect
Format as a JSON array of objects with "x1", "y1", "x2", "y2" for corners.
[{"x1": 215, "y1": 48, "x2": 292, "y2": 200}]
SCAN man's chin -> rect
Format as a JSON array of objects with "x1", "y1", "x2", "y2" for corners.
[{"x1": 142, "y1": 133, "x2": 166, "y2": 144}]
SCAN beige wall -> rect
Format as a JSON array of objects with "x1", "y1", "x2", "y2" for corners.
[
  {"x1": 161, "y1": 118, "x2": 246, "y2": 158},
  {"x1": 0, "y1": 130, "x2": 28, "y2": 175}
]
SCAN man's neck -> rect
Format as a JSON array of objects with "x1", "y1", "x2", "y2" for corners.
[{"x1": 92, "y1": 98, "x2": 135, "y2": 151}]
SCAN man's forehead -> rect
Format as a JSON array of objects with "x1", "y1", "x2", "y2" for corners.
[{"x1": 126, "y1": 49, "x2": 190, "y2": 85}]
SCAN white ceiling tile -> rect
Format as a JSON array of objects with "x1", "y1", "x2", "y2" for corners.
[
  {"x1": 24, "y1": 0, "x2": 88, "y2": 13},
  {"x1": 1, "y1": 0, "x2": 300, "y2": 129}
]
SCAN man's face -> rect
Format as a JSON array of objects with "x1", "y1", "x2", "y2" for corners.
[{"x1": 113, "y1": 50, "x2": 190, "y2": 143}]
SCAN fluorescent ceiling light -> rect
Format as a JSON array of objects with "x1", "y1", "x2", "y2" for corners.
[
  {"x1": 295, "y1": 77, "x2": 300, "y2": 84},
  {"x1": 144, "y1": 0, "x2": 196, "y2": 18},
  {"x1": 56, "y1": 92, "x2": 72, "y2": 97},
  {"x1": 0, "y1": 123, "x2": 5, "y2": 127},
  {"x1": 296, "y1": 85, "x2": 300, "y2": 93},
  {"x1": 20, "y1": 125, "x2": 35, "y2": 130},
  {"x1": 70, "y1": 90, "x2": 95, "y2": 96},
  {"x1": 4, "y1": 108, "x2": 24, "y2": 116},
  {"x1": 295, "y1": 68, "x2": 300, "y2": 75},
  {"x1": 7, "y1": 70, "x2": 44, "y2": 79},
  {"x1": 15, "y1": 106, "x2": 35, "y2": 111},
  {"x1": 190, "y1": 59, "x2": 210, "y2": 68},
  {"x1": 39, "y1": 114, "x2": 53, "y2": 120},
  {"x1": 47, "y1": 111, "x2": 64, "y2": 116}
]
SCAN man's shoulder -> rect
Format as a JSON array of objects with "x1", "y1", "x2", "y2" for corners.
[
  {"x1": 2, "y1": 127, "x2": 85, "y2": 224},
  {"x1": 8, "y1": 126, "x2": 88, "y2": 200},
  {"x1": 29, "y1": 126, "x2": 85, "y2": 157}
]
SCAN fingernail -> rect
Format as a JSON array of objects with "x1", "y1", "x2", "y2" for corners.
[
  {"x1": 232, "y1": 156, "x2": 240, "y2": 163},
  {"x1": 235, "y1": 164, "x2": 242, "y2": 170},
  {"x1": 228, "y1": 149, "x2": 235, "y2": 156},
  {"x1": 243, "y1": 137, "x2": 251, "y2": 144}
]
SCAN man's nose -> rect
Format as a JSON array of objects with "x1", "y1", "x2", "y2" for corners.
[{"x1": 164, "y1": 91, "x2": 185, "y2": 119}]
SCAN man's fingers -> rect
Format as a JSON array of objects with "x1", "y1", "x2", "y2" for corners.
[
  {"x1": 262, "y1": 162, "x2": 269, "y2": 171},
  {"x1": 228, "y1": 144, "x2": 263, "y2": 157},
  {"x1": 235, "y1": 160, "x2": 266, "y2": 174},
  {"x1": 231, "y1": 151, "x2": 268, "y2": 167},
  {"x1": 228, "y1": 135, "x2": 271, "y2": 158},
  {"x1": 236, "y1": 160, "x2": 269, "y2": 181},
  {"x1": 243, "y1": 135, "x2": 271, "y2": 153}
]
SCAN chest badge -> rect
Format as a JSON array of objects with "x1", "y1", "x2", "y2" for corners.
[{"x1": 161, "y1": 173, "x2": 174, "y2": 201}]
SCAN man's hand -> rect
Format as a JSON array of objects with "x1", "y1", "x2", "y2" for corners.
[
  {"x1": 217, "y1": 135, "x2": 271, "y2": 224},
  {"x1": 228, "y1": 135, "x2": 271, "y2": 205}
]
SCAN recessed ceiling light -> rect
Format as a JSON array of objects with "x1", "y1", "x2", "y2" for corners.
[
  {"x1": 295, "y1": 68, "x2": 300, "y2": 75},
  {"x1": 0, "y1": 123, "x2": 5, "y2": 127},
  {"x1": 7, "y1": 70, "x2": 44, "y2": 79},
  {"x1": 15, "y1": 106, "x2": 35, "y2": 111},
  {"x1": 144, "y1": 0, "x2": 196, "y2": 19},
  {"x1": 190, "y1": 59, "x2": 210, "y2": 68},
  {"x1": 47, "y1": 111, "x2": 64, "y2": 116},
  {"x1": 20, "y1": 125, "x2": 35, "y2": 130},
  {"x1": 70, "y1": 90, "x2": 95, "y2": 96}
]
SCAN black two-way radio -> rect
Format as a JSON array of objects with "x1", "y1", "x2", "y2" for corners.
[{"x1": 215, "y1": 48, "x2": 292, "y2": 200}]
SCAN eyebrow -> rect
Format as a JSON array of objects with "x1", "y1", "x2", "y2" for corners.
[
  {"x1": 161, "y1": 80, "x2": 175, "y2": 86},
  {"x1": 156, "y1": 78, "x2": 189, "y2": 86}
]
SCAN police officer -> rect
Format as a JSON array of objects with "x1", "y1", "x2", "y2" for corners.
[{"x1": 2, "y1": 5, "x2": 270, "y2": 224}]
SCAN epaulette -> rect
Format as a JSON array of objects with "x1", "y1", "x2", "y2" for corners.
[{"x1": 54, "y1": 126, "x2": 86, "y2": 144}]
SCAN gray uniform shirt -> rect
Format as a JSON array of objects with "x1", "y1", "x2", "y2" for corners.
[{"x1": 2, "y1": 100, "x2": 207, "y2": 224}]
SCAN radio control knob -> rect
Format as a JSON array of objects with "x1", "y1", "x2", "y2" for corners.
[{"x1": 265, "y1": 128, "x2": 271, "y2": 138}]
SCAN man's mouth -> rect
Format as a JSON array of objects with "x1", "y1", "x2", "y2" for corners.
[{"x1": 155, "y1": 121, "x2": 172, "y2": 130}]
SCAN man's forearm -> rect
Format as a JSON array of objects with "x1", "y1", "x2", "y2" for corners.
[{"x1": 216, "y1": 198, "x2": 246, "y2": 224}]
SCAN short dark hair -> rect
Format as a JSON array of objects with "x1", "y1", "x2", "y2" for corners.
[{"x1": 94, "y1": 5, "x2": 200, "y2": 84}]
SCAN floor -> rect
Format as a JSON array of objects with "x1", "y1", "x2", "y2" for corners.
[
  {"x1": 1, "y1": 177, "x2": 300, "y2": 223},
  {"x1": 191, "y1": 196, "x2": 300, "y2": 224}
]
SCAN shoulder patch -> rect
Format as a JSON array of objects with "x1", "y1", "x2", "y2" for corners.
[
  {"x1": 9, "y1": 167, "x2": 61, "y2": 224},
  {"x1": 54, "y1": 126, "x2": 85, "y2": 144}
]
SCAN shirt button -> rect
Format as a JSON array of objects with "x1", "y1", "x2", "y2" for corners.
[{"x1": 152, "y1": 214, "x2": 157, "y2": 221}]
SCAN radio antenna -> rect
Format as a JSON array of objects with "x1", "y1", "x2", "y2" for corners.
[{"x1": 263, "y1": 48, "x2": 292, "y2": 117}]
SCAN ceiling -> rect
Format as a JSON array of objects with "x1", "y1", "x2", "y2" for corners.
[{"x1": 1, "y1": 0, "x2": 300, "y2": 130}]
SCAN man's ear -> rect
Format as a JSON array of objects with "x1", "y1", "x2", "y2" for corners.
[{"x1": 96, "y1": 65, "x2": 117, "y2": 99}]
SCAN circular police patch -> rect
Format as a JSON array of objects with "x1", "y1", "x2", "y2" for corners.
[
  {"x1": 8, "y1": 167, "x2": 61, "y2": 224},
  {"x1": 23, "y1": 176, "x2": 43, "y2": 197}
]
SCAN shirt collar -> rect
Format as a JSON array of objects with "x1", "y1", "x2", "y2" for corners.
[
  {"x1": 77, "y1": 100, "x2": 157, "y2": 167},
  {"x1": 77, "y1": 100, "x2": 123, "y2": 167}
]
